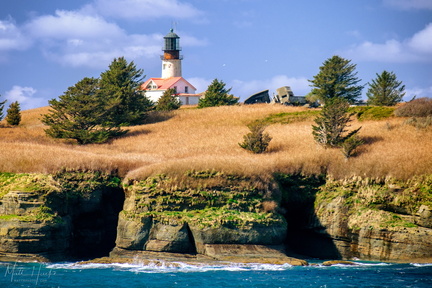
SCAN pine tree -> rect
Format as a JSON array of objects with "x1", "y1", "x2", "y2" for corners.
[
  {"x1": 239, "y1": 122, "x2": 272, "y2": 154},
  {"x1": 312, "y1": 98, "x2": 361, "y2": 148},
  {"x1": 99, "y1": 57, "x2": 153, "y2": 126},
  {"x1": 309, "y1": 55, "x2": 364, "y2": 104},
  {"x1": 6, "y1": 101, "x2": 21, "y2": 126},
  {"x1": 41, "y1": 77, "x2": 126, "y2": 144},
  {"x1": 198, "y1": 79, "x2": 238, "y2": 108},
  {"x1": 367, "y1": 70, "x2": 405, "y2": 106},
  {"x1": 155, "y1": 88, "x2": 181, "y2": 111},
  {"x1": 0, "y1": 94, "x2": 6, "y2": 121}
]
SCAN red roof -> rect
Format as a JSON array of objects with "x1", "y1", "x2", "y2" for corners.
[{"x1": 141, "y1": 77, "x2": 196, "y2": 91}]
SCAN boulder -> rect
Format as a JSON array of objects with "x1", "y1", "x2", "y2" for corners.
[
  {"x1": 145, "y1": 221, "x2": 195, "y2": 253},
  {"x1": 115, "y1": 214, "x2": 152, "y2": 250}
]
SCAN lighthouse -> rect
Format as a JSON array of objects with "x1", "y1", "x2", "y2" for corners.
[
  {"x1": 141, "y1": 29, "x2": 199, "y2": 105},
  {"x1": 161, "y1": 29, "x2": 183, "y2": 79}
]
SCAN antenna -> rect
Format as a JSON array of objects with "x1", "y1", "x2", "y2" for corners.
[{"x1": 171, "y1": 21, "x2": 178, "y2": 31}]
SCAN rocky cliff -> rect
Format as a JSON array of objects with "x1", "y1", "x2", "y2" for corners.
[
  {"x1": 112, "y1": 171, "x2": 298, "y2": 264},
  {"x1": 1, "y1": 171, "x2": 431, "y2": 263},
  {"x1": 281, "y1": 175, "x2": 432, "y2": 262},
  {"x1": 0, "y1": 172, "x2": 124, "y2": 261}
]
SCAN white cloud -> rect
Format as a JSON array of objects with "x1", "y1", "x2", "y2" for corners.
[
  {"x1": 4, "y1": 86, "x2": 46, "y2": 110},
  {"x1": 22, "y1": 10, "x2": 163, "y2": 68},
  {"x1": 384, "y1": 0, "x2": 432, "y2": 10},
  {"x1": 16, "y1": 8, "x2": 206, "y2": 69},
  {"x1": 25, "y1": 10, "x2": 125, "y2": 40},
  {"x1": 42, "y1": 32, "x2": 163, "y2": 68},
  {"x1": 0, "y1": 19, "x2": 32, "y2": 51},
  {"x1": 231, "y1": 75, "x2": 310, "y2": 101},
  {"x1": 91, "y1": 0, "x2": 203, "y2": 20},
  {"x1": 405, "y1": 86, "x2": 432, "y2": 100},
  {"x1": 342, "y1": 23, "x2": 432, "y2": 63},
  {"x1": 408, "y1": 23, "x2": 432, "y2": 54}
]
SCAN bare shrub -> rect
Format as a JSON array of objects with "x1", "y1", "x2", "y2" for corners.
[
  {"x1": 262, "y1": 200, "x2": 278, "y2": 213},
  {"x1": 394, "y1": 98, "x2": 432, "y2": 117},
  {"x1": 405, "y1": 116, "x2": 432, "y2": 129}
]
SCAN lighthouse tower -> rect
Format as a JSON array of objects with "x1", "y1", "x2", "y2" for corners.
[
  {"x1": 141, "y1": 29, "x2": 199, "y2": 105},
  {"x1": 161, "y1": 29, "x2": 183, "y2": 79}
]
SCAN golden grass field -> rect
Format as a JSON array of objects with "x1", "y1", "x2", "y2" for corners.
[{"x1": 0, "y1": 104, "x2": 431, "y2": 180}]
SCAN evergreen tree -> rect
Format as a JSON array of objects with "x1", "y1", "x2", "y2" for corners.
[
  {"x1": 312, "y1": 98, "x2": 361, "y2": 148},
  {"x1": 0, "y1": 94, "x2": 6, "y2": 121},
  {"x1": 309, "y1": 55, "x2": 364, "y2": 104},
  {"x1": 198, "y1": 79, "x2": 238, "y2": 108},
  {"x1": 367, "y1": 70, "x2": 405, "y2": 106},
  {"x1": 99, "y1": 57, "x2": 153, "y2": 126},
  {"x1": 41, "y1": 77, "x2": 126, "y2": 144},
  {"x1": 239, "y1": 122, "x2": 272, "y2": 154},
  {"x1": 6, "y1": 101, "x2": 21, "y2": 126},
  {"x1": 155, "y1": 88, "x2": 181, "y2": 111}
]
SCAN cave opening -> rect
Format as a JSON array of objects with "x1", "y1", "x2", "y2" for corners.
[
  {"x1": 69, "y1": 186, "x2": 125, "y2": 260},
  {"x1": 276, "y1": 173, "x2": 341, "y2": 259}
]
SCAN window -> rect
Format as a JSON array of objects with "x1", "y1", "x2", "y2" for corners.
[{"x1": 185, "y1": 86, "x2": 188, "y2": 93}]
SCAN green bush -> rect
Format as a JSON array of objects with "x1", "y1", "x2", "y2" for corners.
[
  {"x1": 239, "y1": 122, "x2": 272, "y2": 154},
  {"x1": 155, "y1": 88, "x2": 181, "y2": 111},
  {"x1": 350, "y1": 106, "x2": 394, "y2": 121},
  {"x1": 198, "y1": 79, "x2": 238, "y2": 108},
  {"x1": 6, "y1": 101, "x2": 21, "y2": 126}
]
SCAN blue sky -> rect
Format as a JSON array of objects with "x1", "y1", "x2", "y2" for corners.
[{"x1": 1, "y1": 0, "x2": 431, "y2": 109}]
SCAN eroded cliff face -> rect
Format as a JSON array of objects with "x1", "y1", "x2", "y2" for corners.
[
  {"x1": 282, "y1": 175, "x2": 432, "y2": 262},
  {"x1": 112, "y1": 171, "x2": 295, "y2": 264},
  {"x1": 0, "y1": 172, "x2": 124, "y2": 261},
  {"x1": 1, "y1": 171, "x2": 431, "y2": 264}
]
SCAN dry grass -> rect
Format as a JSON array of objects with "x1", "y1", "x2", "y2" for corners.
[{"x1": 1, "y1": 104, "x2": 431, "y2": 180}]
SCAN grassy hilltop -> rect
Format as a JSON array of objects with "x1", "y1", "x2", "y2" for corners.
[
  {"x1": 1, "y1": 104, "x2": 432, "y2": 262},
  {"x1": 0, "y1": 104, "x2": 431, "y2": 180}
]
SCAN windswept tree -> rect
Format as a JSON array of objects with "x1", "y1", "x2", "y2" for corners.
[
  {"x1": 309, "y1": 55, "x2": 364, "y2": 104},
  {"x1": 312, "y1": 98, "x2": 361, "y2": 148},
  {"x1": 155, "y1": 88, "x2": 181, "y2": 111},
  {"x1": 0, "y1": 94, "x2": 6, "y2": 121},
  {"x1": 6, "y1": 101, "x2": 21, "y2": 126},
  {"x1": 99, "y1": 57, "x2": 153, "y2": 126},
  {"x1": 367, "y1": 70, "x2": 405, "y2": 106},
  {"x1": 41, "y1": 77, "x2": 126, "y2": 144},
  {"x1": 198, "y1": 79, "x2": 238, "y2": 108}
]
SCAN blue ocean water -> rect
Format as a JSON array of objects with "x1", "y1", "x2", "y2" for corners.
[{"x1": 1, "y1": 261, "x2": 431, "y2": 288}]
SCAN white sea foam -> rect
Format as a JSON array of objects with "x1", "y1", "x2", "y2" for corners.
[
  {"x1": 46, "y1": 261, "x2": 293, "y2": 273},
  {"x1": 411, "y1": 263, "x2": 432, "y2": 267},
  {"x1": 309, "y1": 261, "x2": 391, "y2": 268},
  {"x1": 355, "y1": 262, "x2": 391, "y2": 266}
]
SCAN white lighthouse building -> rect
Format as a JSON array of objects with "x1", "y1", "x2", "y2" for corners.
[{"x1": 141, "y1": 29, "x2": 200, "y2": 105}]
